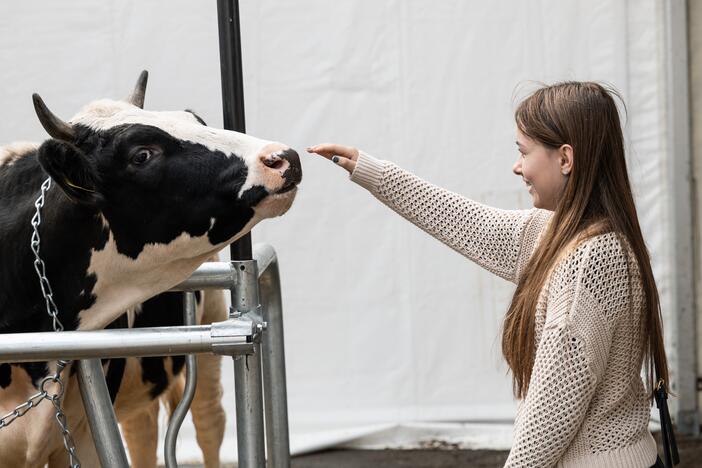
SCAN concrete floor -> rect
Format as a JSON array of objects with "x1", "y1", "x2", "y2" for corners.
[
  {"x1": 291, "y1": 448, "x2": 509, "y2": 467},
  {"x1": 172, "y1": 432, "x2": 702, "y2": 467}
]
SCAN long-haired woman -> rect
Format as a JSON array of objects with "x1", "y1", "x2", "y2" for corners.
[{"x1": 308, "y1": 82, "x2": 668, "y2": 467}]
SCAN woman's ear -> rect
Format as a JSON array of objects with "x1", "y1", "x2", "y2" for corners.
[
  {"x1": 559, "y1": 144, "x2": 574, "y2": 176},
  {"x1": 37, "y1": 139, "x2": 104, "y2": 206}
]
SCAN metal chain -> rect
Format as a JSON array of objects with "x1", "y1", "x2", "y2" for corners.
[
  {"x1": 0, "y1": 178, "x2": 81, "y2": 467},
  {"x1": 31, "y1": 177, "x2": 64, "y2": 332}
]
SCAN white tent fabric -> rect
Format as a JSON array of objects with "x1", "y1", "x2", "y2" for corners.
[{"x1": 0, "y1": 0, "x2": 672, "y2": 463}]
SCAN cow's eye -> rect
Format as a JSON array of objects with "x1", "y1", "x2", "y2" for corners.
[{"x1": 130, "y1": 148, "x2": 154, "y2": 166}]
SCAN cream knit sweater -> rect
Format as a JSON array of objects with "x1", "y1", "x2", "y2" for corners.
[{"x1": 350, "y1": 152, "x2": 659, "y2": 468}]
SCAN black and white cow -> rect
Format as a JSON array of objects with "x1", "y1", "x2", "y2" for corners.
[{"x1": 0, "y1": 71, "x2": 301, "y2": 467}]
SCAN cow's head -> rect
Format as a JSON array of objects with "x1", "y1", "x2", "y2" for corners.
[{"x1": 33, "y1": 71, "x2": 301, "y2": 261}]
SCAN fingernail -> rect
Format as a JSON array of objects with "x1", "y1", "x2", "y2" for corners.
[
  {"x1": 332, "y1": 156, "x2": 339, "y2": 164},
  {"x1": 306, "y1": 147, "x2": 313, "y2": 152}
]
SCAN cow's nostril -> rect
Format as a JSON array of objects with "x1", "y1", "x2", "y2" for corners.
[{"x1": 262, "y1": 154, "x2": 285, "y2": 170}]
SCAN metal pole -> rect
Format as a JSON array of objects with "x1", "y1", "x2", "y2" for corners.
[
  {"x1": 76, "y1": 359, "x2": 129, "y2": 468},
  {"x1": 663, "y1": 0, "x2": 700, "y2": 436},
  {"x1": 165, "y1": 292, "x2": 199, "y2": 468},
  {"x1": 0, "y1": 325, "x2": 253, "y2": 362},
  {"x1": 255, "y1": 244, "x2": 291, "y2": 467},
  {"x1": 232, "y1": 260, "x2": 266, "y2": 468},
  {"x1": 170, "y1": 261, "x2": 237, "y2": 291},
  {"x1": 218, "y1": 2, "x2": 268, "y2": 465},
  {"x1": 217, "y1": 0, "x2": 251, "y2": 260}
]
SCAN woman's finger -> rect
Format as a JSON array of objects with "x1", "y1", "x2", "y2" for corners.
[
  {"x1": 331, "y1": 154, "x2": 356, "y2": 174},
  {"x1": 306, "y1": 143, "x2": 359, "y2": 161}
]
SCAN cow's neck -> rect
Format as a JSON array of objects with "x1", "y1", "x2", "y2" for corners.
[
  {"x1": 3, "y1": 185, "x2": 221, "y2": 332},
  {"x1": 76, "y1": 228, "x2": 221, "y2": 330},
  {"x1": 0, "y1": 169, "x2": 107, "y2": 333}
]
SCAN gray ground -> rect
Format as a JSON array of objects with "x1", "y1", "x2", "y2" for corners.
[{"x1": 174, "y1": 431, "x2": 701, "y2": 467}]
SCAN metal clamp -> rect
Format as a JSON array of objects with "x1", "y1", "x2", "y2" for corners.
[{"x1": 211, "y1": 316, "x2": 259, "y2": 355}]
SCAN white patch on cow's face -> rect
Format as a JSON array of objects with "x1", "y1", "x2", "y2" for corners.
[
  {"x1": 78, "y1": 212, "x2": 266, "y2": 330},
  {"x1": 252, "y1": 191, "x2": 296, "y2": 219},
  {"x1": 0, "y1": 142, "x2": 39, "y2": 167},
  {"x1": 69, "y1": 100, "x2": 290, "y2": 196}
]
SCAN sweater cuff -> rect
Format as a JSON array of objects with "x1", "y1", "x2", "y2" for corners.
[{"x1": 350, "y1": 151, "x2": 387, "y2": 193}]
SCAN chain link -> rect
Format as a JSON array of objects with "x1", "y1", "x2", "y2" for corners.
[
  {"x1": 31, "y1": 177, "x2": 64, "y2": 332},
  {"x1": 0, "y1": 178, "x2": 81, "y2": 467}
]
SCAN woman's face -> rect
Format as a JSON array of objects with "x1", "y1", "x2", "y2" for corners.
[{"x1": 512, "y1": 129, "x2": 569, "y2": 211}]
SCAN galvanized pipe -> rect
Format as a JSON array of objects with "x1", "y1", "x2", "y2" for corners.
[
  {"x1": 165, "y1": 292, "x2": 199, "y2": 468},
  {"x1": 232, "y1": 260, "x2": 266, "y2": 468},
  {"x1": 76, "y1": 359, "x2": 129, "y2": 468},
  {"x1": 0, "y1": 325, "x2": 253, "y2": 362},
  {"x1": 170, "y1": 262, "x2": 237, "y2": 291},
  {"x1": 254, "y1": 243, "x2": 291, "y2": 467}
]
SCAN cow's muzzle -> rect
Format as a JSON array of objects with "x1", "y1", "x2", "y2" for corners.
[{"x1": 260, "y1": 147, "x2": 303, "y2": 194}]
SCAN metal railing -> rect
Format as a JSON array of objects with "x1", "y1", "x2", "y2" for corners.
[{"x1": 0, "y1": 242, "x2": 291, "y2": 468}]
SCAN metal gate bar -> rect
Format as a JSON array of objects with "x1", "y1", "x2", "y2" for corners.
[
  {"x1": 0, "y1": 325, "x2": 253, "y2": 362},
  {"x1": 0, "y1": 243, "x2": 290, "y2": 466},
  {"x1": 232, "y1": 259, "x2": 267, "y2": 467},
  {"x1": 255, "y1": 244, "x2": 291, "y2": 467},
  {"x1": 165, "y1": 291, "x2": 199, "y2": 468},
  {"x1": 76, "y1": 359, "x2": 129, "y2": 468}
]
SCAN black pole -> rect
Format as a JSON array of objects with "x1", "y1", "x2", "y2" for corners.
[
  {"x1": 217, "y1": 5, "x2": 268, "y2": 468},
  {"x1": 217, "y1": 0, "x2": 251, "y2": 260}
]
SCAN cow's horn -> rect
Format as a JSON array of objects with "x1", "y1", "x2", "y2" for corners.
[
  {"x1": 126, "y1": 70, "x2": 149, "y2": 108},
  {"x1": 32, "y1": 94, "x2": 76, "y2": 141}
]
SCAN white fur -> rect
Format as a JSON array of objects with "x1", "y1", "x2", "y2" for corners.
[
  {"x1": 69, "y1": 100, "x2": 282, "y2": 197},
  {"x1": 77, "y1": 196, "x2": 296, "y2": 330},
  {"x1": 0, "y1": 141, "x2": 39, "y2": 167}
]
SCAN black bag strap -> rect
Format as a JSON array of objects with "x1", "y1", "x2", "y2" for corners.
[{"x1": 654, "y1": 376, "x2": 680, "y2": 468}]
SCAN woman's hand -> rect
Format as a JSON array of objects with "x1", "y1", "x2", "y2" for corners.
[{"x1": 306, "y1": 143, "x2": 359, "y2": 175}]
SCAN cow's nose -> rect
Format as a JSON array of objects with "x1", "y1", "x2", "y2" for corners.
[
  {"x1": 280, "y1": 148, "x2": 302, "y2": 184},
  {"x1": 259, "y1": 147, "x2": 303, "y2": 192}
]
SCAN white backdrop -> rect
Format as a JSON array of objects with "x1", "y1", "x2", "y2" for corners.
[{"x1": 0, "y1": 0, "x2": 673, "y2": 463}]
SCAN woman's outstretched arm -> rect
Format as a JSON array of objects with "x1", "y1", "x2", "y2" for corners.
[{"x1": 307, "y1": 144, "x2": 551, "y2": 283}]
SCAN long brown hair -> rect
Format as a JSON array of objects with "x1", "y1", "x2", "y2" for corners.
[{"x1": 502, "y1": 82, "x2": 668, "y2": 400}]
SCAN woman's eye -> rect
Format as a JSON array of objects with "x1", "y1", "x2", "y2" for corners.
[{"x1": 131, "y1": 148, "x2": 153, "y2": 165}]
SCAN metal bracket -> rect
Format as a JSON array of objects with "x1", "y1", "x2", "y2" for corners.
[{"x1": 211, "y1": 315, "x2": 261, "y2": 355}]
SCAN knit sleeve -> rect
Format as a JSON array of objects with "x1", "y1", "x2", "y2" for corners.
[
  {"x1": 350, "y1": 151, "x2": 551, "y2": 282},
  {"x1": 504, "y1": 237, "x2": 627, "y2": 467}
]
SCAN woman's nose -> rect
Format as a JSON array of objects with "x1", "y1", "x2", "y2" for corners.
[{"x1": 512, "y1": 158, "x2": 522, "y2": 176}]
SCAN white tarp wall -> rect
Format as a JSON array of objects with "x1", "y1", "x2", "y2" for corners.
[{"x1": 0, "y1": 0, "x2": 678, "y2": 463}]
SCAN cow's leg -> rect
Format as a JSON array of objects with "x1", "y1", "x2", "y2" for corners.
[
  {"x1": 190, "y1": 352, "x2": 225, "y2": 468},
  {"x1": 49, "y1": 417, "x2": 100, "y2": 468},
  {"x1": 164, "y1": 354, "x2": 225, "y2": 468},
  {"x1": 162, "y1": 349, "x2": 225, "y2": 468},
  {"x1": 46, "y1": 447, "x2": 69, "y2": 468},
  {"x1": 12, "y1": 365, "x2": 87, "y2": 468},
  {"x1": 121, "y1": 398, "x2": 160, "y2": 468}
]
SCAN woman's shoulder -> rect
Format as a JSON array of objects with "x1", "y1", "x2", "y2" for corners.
[
  {"x1": 573, "y1": 231, "x2": 632, "y2": 264},
  {"x1": 549, "y1": 230, "x2": 635, "y2": 288}
]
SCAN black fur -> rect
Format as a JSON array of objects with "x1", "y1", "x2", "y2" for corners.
[
  {"x1": 102, "y1": 313, "x2": 130, "y2": 402},
  {"x1": 0, "y1": 121, "x2": 270, "y2": 388},
  {"x1": 134, "y1": 293, "x2": 188, "y2": 398},
  {"x1": 0, "y1": 364, "x2": 9, "y2": 389}
]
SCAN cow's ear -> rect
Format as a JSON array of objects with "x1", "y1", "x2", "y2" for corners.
[{"x1": 37, "y1": 139, "x2": 104, "y2": 206}]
